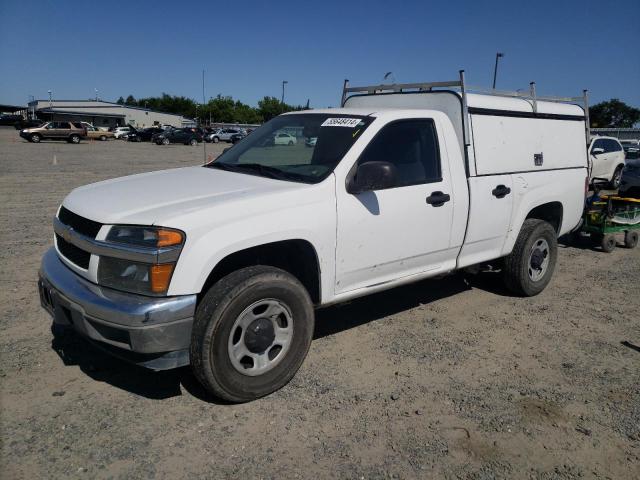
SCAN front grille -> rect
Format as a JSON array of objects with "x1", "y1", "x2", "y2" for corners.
[
  {"x1": 56, "y1": 234, "x2": 90, "y2": 269},
  {"x1": 58, "y1": 206, "x2": 102, "y2": 238}
]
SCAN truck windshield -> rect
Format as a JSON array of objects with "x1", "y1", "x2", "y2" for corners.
[{"x1": 205, "y1": 113, "x2": 373, "y2": 183}]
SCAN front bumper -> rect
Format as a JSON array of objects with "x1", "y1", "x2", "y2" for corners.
[{"x1": 38, "y1": 248, "x2": 197, "y2": 370}]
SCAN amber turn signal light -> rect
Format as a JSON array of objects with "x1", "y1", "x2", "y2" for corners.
[
  {"x1": 150, "y1": 264, "x2": 175, "y2": 293},
  {"x1": 157, "y1": 229, "x2": 184, "y2": 247}
]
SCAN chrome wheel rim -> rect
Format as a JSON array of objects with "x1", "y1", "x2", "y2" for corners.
[
  {"x1": 528, "y1": 238, "x2": 550, "y2": 282},
  {"x1": 227, "y1": 299, "x2": 293, "y2": 377}
]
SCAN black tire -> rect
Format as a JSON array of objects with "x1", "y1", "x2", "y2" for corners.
[
  {"x1": 212, "y1": 136, "x2": 219, "y2": 143},
  {"x1": 162, "y1": 137, "x2": 170, "y2": 145},
  {"x1": 288, "y1": 141, "x2": 294, "y2": 146},
  {"x1": 624, "y1": 231, "x2": 638, "y2": 249},
  {"x1": 29, "y1": 133, "x2": 41, "y2": 143},
  {"x1": 503, "y1": 219, "x2": 558, "y2": 296},
  {"x1": 189, "y1": 138, "x2": 197, "y2": 146},
  {"x1": 610, "y1": 165, "x2": 623, "y2": 190},
  {"x1": 601, "y1": 234, "x2": 617, "y2": 253},
  {"x1": 190, "y1": 266, "x2": 314, "y2": 402},
  {"x1": 100, "y1": 135, "x2": 107, "y2": 141},
  {"x1": 69, "y1": 134, "x2": 80, "y2": 144}
]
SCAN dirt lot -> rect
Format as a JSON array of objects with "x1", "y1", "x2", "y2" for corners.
[{"x1": 1, "y1": 126, "x2": 638, "y2": 479}]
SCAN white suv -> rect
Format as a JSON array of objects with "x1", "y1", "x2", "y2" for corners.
[
  {"x1": 589, "y1": 136, "x2": 626, "y2": 188},
  {"x1": 113, "y1": 126, "x2": 133, "y2": 139}
]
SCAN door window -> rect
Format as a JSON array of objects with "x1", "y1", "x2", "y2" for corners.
[
  {"x1": 356, "y1": 119, "x2": 441, "y2": 187},
  {"x1": 592, "y1": 139, "x2": 605, "y2": 153},
  {"x1": 606, "y1": 139, "x2": 622, "y2": 152},
  {"x1": 58, "y1": 122, "x2": 71, "y2": 129}
]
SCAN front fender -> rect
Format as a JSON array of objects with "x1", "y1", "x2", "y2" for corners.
[{"x1": 166, "y1": 180, "x2": 337, "y2": 301}]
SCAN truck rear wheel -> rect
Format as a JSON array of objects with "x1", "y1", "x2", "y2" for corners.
[
  {"x1": 190, "y1": 266, "x2": 314, "y2": 402},
  {"x1": 503, "y1": 219, "x2": 558, "y2": 296}
]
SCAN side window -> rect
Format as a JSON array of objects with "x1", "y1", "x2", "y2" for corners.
[
  {"x1": 357, "y1": 119, "x2": 441, "y2": 187},
  {"x1": 58, "y1": 122, "x2": 71, "y2": 129},
  {"x1": 611, "y1": 140, "x2": 622, "y2": 152},
  {"x1": 592, "y1": 139, "x2": 605, "y2": 152}
]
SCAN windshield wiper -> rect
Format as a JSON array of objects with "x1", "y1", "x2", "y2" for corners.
[{"x1": 207, "y1": 162, "x2": 308, "y2": 182}]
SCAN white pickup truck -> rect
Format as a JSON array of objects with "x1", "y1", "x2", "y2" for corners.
[{"x1": 39, "y1": 73, "x2": 589, "y2": 402}]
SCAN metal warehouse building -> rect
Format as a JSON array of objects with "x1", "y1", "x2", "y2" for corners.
[{"x1": 27, "y1": 100, "x2": 193, "y2": 129}]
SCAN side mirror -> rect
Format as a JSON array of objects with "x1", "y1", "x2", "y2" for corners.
[
  {"x1": 592, "y1": 147, "x2": 605, "y2": 155},
  {"x1": 348, "y1": 161, "x2": 398, "y2": 194}
]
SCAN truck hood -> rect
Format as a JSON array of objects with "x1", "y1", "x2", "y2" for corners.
[{"x1": 62, "y1": 166, "x2": 304, "y2": 226}]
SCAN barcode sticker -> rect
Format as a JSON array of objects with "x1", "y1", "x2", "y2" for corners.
[{"x1": 321, "y1": 118, "x2": 361, "y2": 128}]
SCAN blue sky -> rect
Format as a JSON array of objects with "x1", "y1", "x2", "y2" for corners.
[{"x1": 1, "y1": 0, "x2": 638, "y2": 109}]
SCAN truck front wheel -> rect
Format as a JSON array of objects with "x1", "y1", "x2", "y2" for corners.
[
  {"x1": 190, "y1": 266, "x2": 314, "y2": 402},
  {"x1": 503, "y1": 219, "x2": 558, "y2": 296}
]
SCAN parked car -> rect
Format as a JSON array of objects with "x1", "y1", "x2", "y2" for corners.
[
  {"x1": 0, "y1": 114, "x2": 23, "y2": 126},
  {"x1": 620, "y1": 139, "x2": 640, "y2": 159},
  {"x1": 127, "y1": 127, "x2": 164, "y2": 142},
  {"x1": 305, "y1": 136, "x2": 317, "y2": 147},
  {"x1": 38, "y1": 76, "x2": 588, "y2": 402},
  {"x1": 154, "y1": 128, "x2": 202, "y2": 145},
  {"x1": 19, "y1": 121, "x2": 86, "y2": 143},
  {"x1": 81, "y1": 122, "x2": 114, "y2": 141},
  {"x1": 589, "y1": 136, "x2": 626, "y2": 188},
  {"x1": 230, "y1": 133, "x2": 245, "y2": 144},
  {"x1": 13, "y1": 118, "x2": 44, "y2": 130},
  {"x1": 113, "y1": 126, "x2": 135, "y2": 139},
  {"x1": 619, "y1": 159, "x2": 640, "y2": 198},
  {"x1": 274, "y1": 131, "x2": 297, "y2": 145},
  {"x1": 208, "y1": 128, "x2": 243, "y2": 143}
]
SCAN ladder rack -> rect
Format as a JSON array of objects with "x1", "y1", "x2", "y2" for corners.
[{"x1": 340, "y1": 70, "x2": 591, "y2": 143}]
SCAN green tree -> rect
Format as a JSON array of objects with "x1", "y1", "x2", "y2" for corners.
[
  {"x1": 590, "y1": 99, "x2": 640, "y2": 128},
  {"x1": 116, "y1": 96, "x2": 125, "y2": 105},
  {"x1": 258, "y1": 96, "x2": 287, "y2": 121},
  {"x1": 124, "y1": 95, "x2": 137, "y2": 106}
]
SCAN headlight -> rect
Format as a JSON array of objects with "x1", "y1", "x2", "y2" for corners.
[
  {"x1": 97, "y1": 226, "x2": 185, "y2": 296},
  {"x1": 105, "y1": 225, "x2": 184, "y2": 248}
]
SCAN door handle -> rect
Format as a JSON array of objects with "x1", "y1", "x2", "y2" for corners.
[
  {"x1": 492, "y1": 184, "x2": 511, "y2": 198},
  {"x1": 426, "y1": 191, "x2": 451, "y2": 207}
]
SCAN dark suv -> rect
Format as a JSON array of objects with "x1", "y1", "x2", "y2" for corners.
[
  {"x1": 19, "y1": 121, "x2": 87, "y2": 144},
  {"x1": 154, "y1": 128, "x2": 202, "y2": 145}
]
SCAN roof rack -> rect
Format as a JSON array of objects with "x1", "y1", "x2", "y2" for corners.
[{"x1": 340, "y1": 70, "x2": 590, "y2": 145}]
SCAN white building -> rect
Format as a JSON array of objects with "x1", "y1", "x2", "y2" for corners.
[{"x1": 28, "y1": 100, "x2": 193, "y2": 129}]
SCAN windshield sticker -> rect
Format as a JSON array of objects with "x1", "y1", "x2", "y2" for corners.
[{"x1": 321, "y1": 118, "x2": 362, "y2": 128}]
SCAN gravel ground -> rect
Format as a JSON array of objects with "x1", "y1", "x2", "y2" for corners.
[{"x1": 1, "y1": 126, "x2": 638, "y2": 479}]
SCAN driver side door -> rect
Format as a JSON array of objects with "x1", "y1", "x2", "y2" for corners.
[{"x1": 335, "y1": 118, "x2": 457, "y2": 294}]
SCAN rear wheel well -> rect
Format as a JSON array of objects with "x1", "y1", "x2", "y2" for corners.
[
  {"x1": 200, "y1": 240, "x2": 321, "y2": 305},
  {"x1": 525, "y1": 202, "x2": 563, "y2": 234}
]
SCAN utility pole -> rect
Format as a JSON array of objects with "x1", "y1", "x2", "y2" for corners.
[
  {"x1": 281, "y1": 80, "x2": 288, "y2": 106},
  {"x1": 48, "y1": 90, "x2": 52, "y2": 121},
  {"x1": 95, "y1": 88, "x2": 98, "y2": 101},
  {"x1": 492, "y1": 52, "x2": 504, "y2": 90}
]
